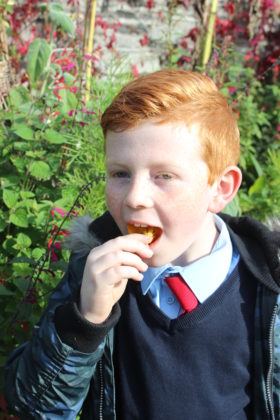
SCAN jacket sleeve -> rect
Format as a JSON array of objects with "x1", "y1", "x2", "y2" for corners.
[{"x1": 5, "y1": 251, "x2": 121, "y2": 419}]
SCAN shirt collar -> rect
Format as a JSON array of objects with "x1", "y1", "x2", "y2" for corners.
[{"x1": 141, "y1": 215, "x2": 233, "y2": 303}]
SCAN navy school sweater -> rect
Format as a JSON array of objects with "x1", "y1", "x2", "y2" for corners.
[{"x1": 114, "y1": 260, "x2": 257, "y2": 420}]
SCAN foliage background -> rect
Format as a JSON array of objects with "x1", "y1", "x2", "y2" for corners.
[{"x1": 0, "y1": 0, "x2": 279, "y2": 416}]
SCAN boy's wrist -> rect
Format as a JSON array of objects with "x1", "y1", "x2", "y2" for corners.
[{"x1": 54, "y1": 300, "x2": 121, "y2": 353}]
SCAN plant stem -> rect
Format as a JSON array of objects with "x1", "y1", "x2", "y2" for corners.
[
  {"x1": 40, "y1": 23, "x2": 54, "y2": 98},
  {"x1": 84, "y1": 0, "x2": 97, "y2": 102},
  {"x1": 201, "y1": 0, "x2": 218, "y2": 69}
]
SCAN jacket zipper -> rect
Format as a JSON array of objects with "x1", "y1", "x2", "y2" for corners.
[
  {"x1": 99, "y1": 359, "x2": 104, "y2": 420},
  {"x1": 265, "y1": 303, "x2": 278, "y2": 420}
]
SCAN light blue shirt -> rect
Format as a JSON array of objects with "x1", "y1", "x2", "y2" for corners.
[{"x1": 141, "y1": 215, "x2": 240, "y2": 319}]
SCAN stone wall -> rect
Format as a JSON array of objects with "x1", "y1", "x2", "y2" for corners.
[{"x1": 86, "y1": 0, "x2": 201, "y2": 74}]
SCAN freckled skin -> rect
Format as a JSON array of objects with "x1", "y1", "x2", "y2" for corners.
[
  {"x1": 80, "y1": 120, "x2": 241, "y2": 322},
  {"x1": 105, "y1": 121, "x2": 219, "y2": 267}
]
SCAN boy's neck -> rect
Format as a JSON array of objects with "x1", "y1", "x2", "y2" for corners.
[{"x1": 171, "y1": 213, "x2": 219, "y2": 266}]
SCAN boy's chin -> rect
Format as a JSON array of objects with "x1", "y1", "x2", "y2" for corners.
[{"x1": 144, "y1": 254, "x2": 169, "y2": 268}]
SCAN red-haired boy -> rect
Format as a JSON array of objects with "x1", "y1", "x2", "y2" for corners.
[{"x1": 6, "y1": 70, "x2": 280, "y2": 419}]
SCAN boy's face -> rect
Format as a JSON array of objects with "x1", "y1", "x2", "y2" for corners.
[{"x1": 105, "y1": 121, "x2": 219, "y2": 267}]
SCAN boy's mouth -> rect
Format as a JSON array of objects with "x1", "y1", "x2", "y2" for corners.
[{"x1": 127, "y1": 223, "x2": 162, "y2": 244}]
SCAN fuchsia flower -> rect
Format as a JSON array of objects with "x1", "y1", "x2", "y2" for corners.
[
  {"x1": 84, "y1": 54, "x2": 100, "y2": 62},
  {"x1": 228, "y1": 86, "x2": 237, "y2": 94},
  {"x1": 61, "y1": 62, "x2": 76, "y2": 71},
  {"x1": 140, "y1": 34, "x2": 149, "y2": 46},
  {"x1": 131, "y1": 64, "x2": 139, "y2": 78},
  {"x1": 51, "y1": 207, "x2": 69, "y2": 218}
]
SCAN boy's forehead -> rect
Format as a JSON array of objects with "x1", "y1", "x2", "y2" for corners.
[
  {"x1": 105, "y1": 120, "x2": 201, "y2": 141},
  {"x1": 105, "y1": 121, "x2": 203, "y2": 162}
]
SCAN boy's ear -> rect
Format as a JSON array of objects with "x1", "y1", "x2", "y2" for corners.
[{"x1": 208, "y1": 166, "x2": 242, "y2": 214}]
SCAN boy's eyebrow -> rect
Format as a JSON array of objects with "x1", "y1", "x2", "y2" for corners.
[{"x1": 106, "y1": 160, "x2": 184, "y2": 170}]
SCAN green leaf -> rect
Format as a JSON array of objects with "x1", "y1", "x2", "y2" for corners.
[
  {"x1": 9, "y1": 208, "x2": 29, "y2": 227},
  {"x1": 0, "y1": 284, "x2": 14, "y2": 296},
  {"x1": 13, "y1": 141, "x2": 30, "y2": 151},
  {"x1": 16, "y1": 233, "x2": 32, "y2": 248},
  {"x1": 20, "y1": 191, "x2": 35, "y2": 199},
  {"x1": 49, "y1": 3, "x2": 75, "y2": 35},
  {"x1": 11, "y1": 156, "x2": 26, "y2": 172},
  {"x1": 0, "y1": 174, "x2": 20, "y2": 188},
  {"x1": 59, "y1": 89, "x2": 78, "y2": 114},
  {"x1": 250, "y1": 155, "x2": 263, "y2": 177},
  {"x1": 13, "y1": 278, "x2": 30, "y2": 294},
  {"x1": 45, "y1": 128, "x2": 66, "y2": 144},
  {"x1": 29, "y1": 161, "x2": 52, "y2": 180},
  {"x1": 32, "y1": 248, "x2": 45, "y2": 259},
  {"x1": 27, "y1": 38, "x2": 51, "y2": 83},
  {"x1": 10, "y1": 86, "x2": 30, "y2": 107},
  {"x1": 63, "y1": 72, "x2": 76, "y2": 85},
  {"x1": 3, "y1": 189, "x2": 19, "y2": 209},
  {"x1": 249, "y1": 176, "x2": 267, "y2": 197},
  {"x1": 26, "y1": 150, "x2": 46, "y2": 159},
  {"x1": 13, "y1": 124, "x2": 34, "y2": 140}
]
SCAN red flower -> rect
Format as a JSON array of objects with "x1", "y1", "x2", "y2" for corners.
[
  {"x1": 224, "y1": 2, "x2": 235, "y2": 16},
  {"x1": 180, "y1": 37, "x2": 188, "y2": 49},
  {"x1": 131, "y1": 64, "x2": 139, "y2": 78},
  {"x1": 140, "y1": 34, "x2": 149, "y2": 46},
  {"x1": 186, "y1": 27, "x2": 198, "y2": 42},
  {"x1": 228, "y1": 86, "x2": 237, "y2": 95},
  {"x1": 107, "y1": 33, "x2": 116, "y2": 49},
  {"x1": 146, "y1": 0, "x2": 154, "y2": 9}
]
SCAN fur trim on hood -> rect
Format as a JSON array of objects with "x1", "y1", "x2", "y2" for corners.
[{"x1": 64, "y1": 215, "x2": 97, "y2": 254}]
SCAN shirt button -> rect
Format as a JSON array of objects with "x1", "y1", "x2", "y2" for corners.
[{"x1": 167, "y1": 296, "x2": 175, "y2": 304}]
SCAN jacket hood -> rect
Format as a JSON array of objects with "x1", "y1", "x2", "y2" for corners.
[
  {"x1": 221, "y1": 214, "x2": 280, "y2": 293},
  {"x1": 65, "y1": 212, "x2": 280, "y2": 293}
]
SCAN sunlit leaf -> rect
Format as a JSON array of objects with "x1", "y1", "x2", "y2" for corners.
[
  {"x1": 27, "y1": 38, "x2": 51, "y2": 83},
  {"x1": 45, "y1": 129, "x2": 66, "y2": 144},
  {"x1": 13, "y1": 124, "x2": 34, "y2": 140},
  {"x1": 3, "y1": 189, "x2": 19, "y2": 209},
  {"x1": 9, "y1": 208, "x2": 29, "y2": 227},
  {"x1": 49, "y1": 3, "x2": 75, "y2": 35},
  {"x1": 29, "y1": 161, "x2": 52, "y2": 180}
]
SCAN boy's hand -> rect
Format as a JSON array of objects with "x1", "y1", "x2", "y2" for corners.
[{"x1": 79, "y1": 234, "x2": 153, "y2": 324}]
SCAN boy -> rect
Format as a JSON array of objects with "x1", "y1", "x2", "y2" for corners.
[{"x1": 5, "y1": 70, "x2": 280, "y2": 419}]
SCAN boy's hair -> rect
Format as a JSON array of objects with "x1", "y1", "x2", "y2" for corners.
[{"x1": 101, "y1": 69, "x2": 240, "y2": 185}]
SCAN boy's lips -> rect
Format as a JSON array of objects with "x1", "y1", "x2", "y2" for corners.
[{"x1": 127, "y1": 223, "x2": 162, "y2": 244}]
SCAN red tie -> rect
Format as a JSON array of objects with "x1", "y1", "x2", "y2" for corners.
[{"x1": 165, "y1": 274, "x2": 198, "y2": 314}]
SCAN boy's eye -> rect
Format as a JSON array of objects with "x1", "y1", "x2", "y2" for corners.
[
  {"x1": 156, "y1": 173, "x2": 173, "y2": 180},
  {"x1": 111, "y1": 171, "x2": 130, "y2": 178}
]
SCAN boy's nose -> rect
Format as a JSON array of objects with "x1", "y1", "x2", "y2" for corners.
[{"x1": 124, "y1": 179, "x2": 153, "y2": 209}]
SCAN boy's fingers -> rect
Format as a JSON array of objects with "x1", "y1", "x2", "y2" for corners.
[
  {"x1": 90, "y1": 235, "x2": 153, "y2": 260},
  {"x1": 102, "y1": 265, "x2": 144, "y2": 284},
  {"x1": 92, "y1": 250, "x2": 148, "y2": 275}
]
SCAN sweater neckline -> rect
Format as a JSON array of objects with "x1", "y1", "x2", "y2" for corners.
[{"x1": 130, "y1": 261, "x2": 251, "y2": 332}]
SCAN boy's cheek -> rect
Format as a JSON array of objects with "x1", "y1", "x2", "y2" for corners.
[{"x1": 106, "y1": 191, "x2": 124, "y2": 232}]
